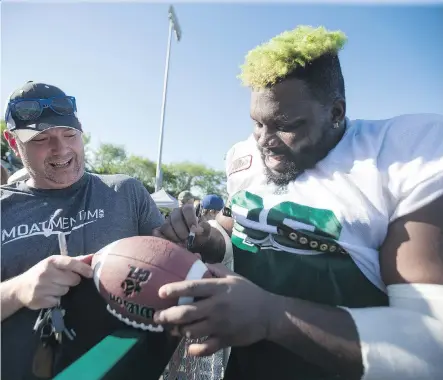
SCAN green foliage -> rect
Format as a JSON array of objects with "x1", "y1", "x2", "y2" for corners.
[
  {"x1": 164, "y1": 161, "x2": 227, "y2": 198},
  {"x1": 91, "y1": 143, "x2": 127, "y2": 174},
  {"x1": 239, "y1": 25, "x2": 347, "y2": 89},
  {"x1": 82, "y1": 133, "x2": 93, "y2": 169},
  {"x1": 89, "y1": 144, "x2": 226, "y2": 197},
  {"x1": 119, "y1": 155, "x2": 157, "y2": 193},
  {"x1": 159, "y1": 207, "x2": 172, "y2": 217}
]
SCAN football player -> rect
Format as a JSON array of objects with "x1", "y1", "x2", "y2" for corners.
[{"x1": 154, "y1": 26, "x2": 443, "y2": 380}]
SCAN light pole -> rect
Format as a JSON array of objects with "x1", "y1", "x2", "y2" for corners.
[{"x1": 155, "y1": 5, "x2": 182, "y2": 192}]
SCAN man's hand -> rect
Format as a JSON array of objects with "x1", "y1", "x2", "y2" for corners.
[
  {"x1": 153, "y1": 204, "x2": 210, "y2": 248},
  {"x1": 153, "y1": 263, "x2": 271, "y2": 356},
  {"x1": 153, "y1": 204, "x2": 227, "y2": 262},
  {"x1": 16, "y1": 254, "x2": 93, "y2": 310}
]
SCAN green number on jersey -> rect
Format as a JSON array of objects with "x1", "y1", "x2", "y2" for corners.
[
  {"x1": 230, "y1": 191, "x2": 342, "y2": 253},
  {"x1": 268, "y1": 202, "x2": 341, "y2": 239}
]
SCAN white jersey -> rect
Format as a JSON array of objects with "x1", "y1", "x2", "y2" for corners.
[{"x1": 225, "y1": 114, "x2": 443, "y2": 291}]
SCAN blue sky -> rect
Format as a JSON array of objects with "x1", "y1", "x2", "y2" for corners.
[{"x1": 1, "y1": 2, "x2": 442, "y2": 171}]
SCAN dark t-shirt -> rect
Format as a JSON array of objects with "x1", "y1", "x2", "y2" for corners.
[{"x1": 1, "y1": 173, "x2": 165, "y2": 380}]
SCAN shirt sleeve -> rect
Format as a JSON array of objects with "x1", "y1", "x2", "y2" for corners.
[
  {"x1": 225, "y1": 134, "x2": 257, "y2": 198},
  {"x1": 225, "y1": 144, "x2": 236, "y2": 197},
  {"x1": 378, "y1": 114, "x2": 443, "y2": 222},
  {"x1": 133, "y1": 180, "x2": 164, "y2": 235}
]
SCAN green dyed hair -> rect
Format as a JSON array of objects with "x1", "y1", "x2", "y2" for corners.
[{"x1": 239, "y1": 25, "x2": 347, "y2": 89}]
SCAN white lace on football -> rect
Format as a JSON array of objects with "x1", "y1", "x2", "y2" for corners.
[{"x1": 106, "y1": 305, "x2": 164, "y2": 333}]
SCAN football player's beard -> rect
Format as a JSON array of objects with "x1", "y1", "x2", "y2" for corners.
[
  {"x1": 262, "y1": 157, "x2": 302, "y2": 187},
  {"x1": 260, "y1": 138, "x2": 334, "y2": 187}
]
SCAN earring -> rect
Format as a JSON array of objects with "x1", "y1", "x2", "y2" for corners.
[{"x1": 333, "y1": 122, "x2": 340, "y2": 129}]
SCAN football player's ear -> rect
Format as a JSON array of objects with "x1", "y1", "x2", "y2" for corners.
[{"x1": 330, "y1": 99, "x2": 346, "y2": 124}]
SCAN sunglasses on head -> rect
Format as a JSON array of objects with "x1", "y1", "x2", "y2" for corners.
[{"x1": 5, "y1": 96, "x2": 77, "y2": 122}]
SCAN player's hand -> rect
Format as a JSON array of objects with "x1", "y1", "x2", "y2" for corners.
[
  {"x1": 153, "y1": 263, "x2": 272, "y2": 356},
  {"x1": 16, "y1": 254, "x2": 94, "y2": 310},
  {"x1": 153, "y1": 204, "x2": 211, "y2": 250}
]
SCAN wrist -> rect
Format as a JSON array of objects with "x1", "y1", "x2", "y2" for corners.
[
  {"x1": 263, "y1": 291, "x2": 285, "y2": 342},
  {"x1": 264, "y1": 293, "x2": 306, "y2": 346},
  {"x1": 9, "y1": 275, "x2": 26, "y2": 308}
]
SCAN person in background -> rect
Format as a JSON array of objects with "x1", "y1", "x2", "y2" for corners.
[
  {"x1": 194, "y1": 198, "x2": 201, "y2": 218},
  {"x1": 177, "y1": 190, "x2": 194, "y2": 207},
  {"x1": 198, "y1": 194, "x2": 225, "y2": 222}
]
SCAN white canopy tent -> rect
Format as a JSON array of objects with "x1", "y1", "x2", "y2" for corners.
[
  {"x1": 151, "y1": 189, "x2": 178, "y2": 209},
  {"x1": 7, "y1": 167, "x2": 29, "y2": 184}
]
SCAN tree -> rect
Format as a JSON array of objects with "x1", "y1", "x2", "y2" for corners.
[
  {"x1": 163, "y1": 161, "x2": 227, "y2": 198},
  {"x1": 82, "y1": 133, "x2": 94, "y2": 171},
  {"x1": 119, "y1": 155, "x2": 157, "y2": 193},
  {"x1": 90, "y1": 143, "x2": 127, "y2": 174},
  {"x1": 89, "y1": 143, "x2": 227, "y2": 198},
  {"x1": 89, "y1": 143, "x2": 157, "y2": 193}
]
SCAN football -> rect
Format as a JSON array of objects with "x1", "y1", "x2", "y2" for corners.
[{"x1": 92, "y1": 236, "x2": 212, "y2": 331}]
